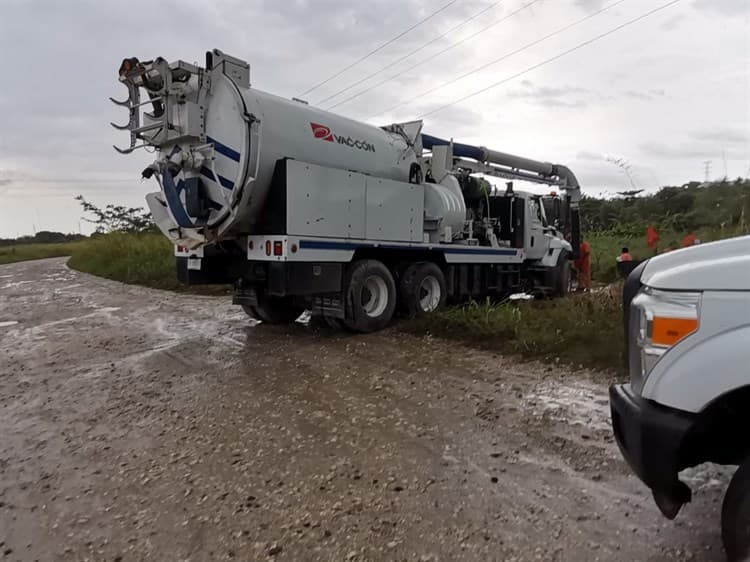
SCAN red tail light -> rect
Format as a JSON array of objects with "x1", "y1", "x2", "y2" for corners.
[
  {"x1": 265, "y1": 240, "x2": 271, "y2": 256},
  {"x1": 273, "y1": 241, "x2": 283, "y2": 256}
]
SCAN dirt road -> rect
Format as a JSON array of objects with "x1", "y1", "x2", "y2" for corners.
[{"x1": 0, "y1": 258, "x2": 731, "y2": 561}]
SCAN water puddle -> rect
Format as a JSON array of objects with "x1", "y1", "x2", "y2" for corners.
[{"x1": 524, "y1": 380, "x2": 611, "y2": 432}]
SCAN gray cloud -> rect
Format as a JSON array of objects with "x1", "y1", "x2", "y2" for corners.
[
  {"x1": 623, "y1": 89, "x2": 667, "y2": 101},
  {"x1": 639, "y1": 141, "x2": 745, "y2": 161},
  {"x1": 574, "y1": 0, "x2": 608, "y2": 11},
  {"x1": 576, "y1": 150, "x2": 605, "y2": 162},
  {"x1": 689, "y1": 128, "x2": 749, "y2": 145},
  {"x1": 660, "y1": 13, "x2": 687, "y2": 30},
  {"x1": 692, "y1": 0, "x2": 750, "y2": 16},
  {"x1": 506, "y1": 80, "x2": 590, "y2": 108}
]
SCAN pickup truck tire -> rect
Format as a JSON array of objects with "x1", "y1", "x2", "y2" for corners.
[
  {"x1": 342, "y1": 259, "x2": 397, "y2": 333},
  {"x1": 399, "y1": 262, "x2": 446, "y2": 317},
  {"x1": 722, "y1": 458, "x2": 750, "y2": 561},
  {"x1": 242, "y1": 294, "x2": 303, "y2": 324}
]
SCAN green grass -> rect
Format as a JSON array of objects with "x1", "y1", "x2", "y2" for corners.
[
  {"x1": 1, "y1": 233, "x2": 228, "y2": 294},
  {"x1": 66, "y1": 232, "x2": 183, "y2": 290},
  {"x1": 407, "y1": 288, "x2": 625, "y2": 373},
  {"x1": 0, "y1": 241, "x2": 87, "y2": 265},
  {"x1": 587, "y1": 233, "x2": 653, "y2": 283}
]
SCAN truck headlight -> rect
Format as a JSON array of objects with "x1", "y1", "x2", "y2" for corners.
[{"x1": 629, "y1": 288, "x2": 700, "y2": 393}]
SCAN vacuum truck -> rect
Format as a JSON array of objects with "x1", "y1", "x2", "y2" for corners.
[{"x1": 111, "y1": 49, "x2": 583, "y2": 332}]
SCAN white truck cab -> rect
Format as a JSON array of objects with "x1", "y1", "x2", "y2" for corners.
[{"x1": 610, "y1": 235, "x2": 750, "y2": 560}]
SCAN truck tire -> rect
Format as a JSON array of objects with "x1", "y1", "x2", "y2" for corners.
[
  {"x1": 552, "y1": 252, "x2": 571, "y2": 298},
  {"x1": 242, "y1": 294, "x2": 303, "y2": 324},
  {"x1": 399, "y1": 262, "x2": 446, "y2": 317},
  {"x1": 722, "y1": 459, "x2": 750, "y2": 561},
  {"x1": 342, "y1": 259, "x2": 397, "y2": 333}
]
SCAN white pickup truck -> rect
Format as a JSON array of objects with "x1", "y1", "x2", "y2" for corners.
[{"x1": 610, "y1": 235, "x2": 750, "y2": 560}]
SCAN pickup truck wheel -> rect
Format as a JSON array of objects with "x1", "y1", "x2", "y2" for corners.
[
  {"x1": 399, "y1": 262, "x2": 446, "y2": 317},
  {"x1": 722, "y1": 458, "x2": 750, "y2": 561},
  {"x1": 242, "y1": 294, "x2": 303, "y2": 324},
  {"x1": 343, "y1": 259, "x2": 396, "y2": 333}
]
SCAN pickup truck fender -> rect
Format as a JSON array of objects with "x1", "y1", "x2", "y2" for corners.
[{"x1": 642, "y1": 291, "x2": 750, "y2": 413}]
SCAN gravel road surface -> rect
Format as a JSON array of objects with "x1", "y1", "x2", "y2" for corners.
[{"x1": 0, "y1": 258, "x2": 732, "y2": 561}]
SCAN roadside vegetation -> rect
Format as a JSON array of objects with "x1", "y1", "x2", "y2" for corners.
[
  {"x1": 407, "y1": 287, "x2": 624, "y2": 373},
  {"x1": 0, "y1": 241, "x2": 87, "y2": 265},
  {"x1": 66, "y1": 232, "x2": 181, "y2": 290}
]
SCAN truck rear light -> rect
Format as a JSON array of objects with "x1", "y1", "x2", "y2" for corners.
[
  {"x1": 273, "y1": 241, "x2": 283, "y2": 256},
  {"x1": 290, "y1": 243, "x2": 298, "y2": 253},
  {"x1": 248, "y1": 240, "x2": 254, "y2": 250},
  {"x1": 265, "y1": 240, "x2": 271, "y2": 256}
]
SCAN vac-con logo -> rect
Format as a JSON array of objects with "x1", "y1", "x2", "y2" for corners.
[{"x1": 310, "y1": 122, "x2": 376, "y2": 153}]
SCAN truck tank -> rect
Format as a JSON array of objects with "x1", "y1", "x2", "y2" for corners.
[{"x1": 112, "y1": 51, "x2": 418, "y2": 246}]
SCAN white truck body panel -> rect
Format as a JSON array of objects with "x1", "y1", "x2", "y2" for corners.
[
  {"x1": 286, "y1": 161, "x2": 368, "y2": 239},
  {"x1": 642, "y1": 290, "x2": 750, "y2": 412},
  {"x1": 641, "y1": 235, "x2": 750, "y2": 291}
]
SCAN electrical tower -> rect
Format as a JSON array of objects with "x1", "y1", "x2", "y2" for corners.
[{"x1": 703, "y1": 160, "x2": 712, "y2": 183}]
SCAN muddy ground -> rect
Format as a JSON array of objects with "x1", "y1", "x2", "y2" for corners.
[{"x1": 0, "y1": 258, "x2": 733, "y2": 561}]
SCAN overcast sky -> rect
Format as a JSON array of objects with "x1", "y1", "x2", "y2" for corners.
[{"x1": 0, "y1": 0, "x2": 748, "y2": 237}]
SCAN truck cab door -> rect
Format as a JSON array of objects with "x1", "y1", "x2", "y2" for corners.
[{"x1": 525, "y1": 197, "x2": 548, "y2": 261}]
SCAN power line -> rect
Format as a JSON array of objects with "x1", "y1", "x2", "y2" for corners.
[
  {"x1": 327, "y1": 0, "x2": 541, "y2": 111},
  {"x1": 368, "y1": 0, "x2": 628, "y2": 119},
  {"x1": 315, "y1": 0, "x2": 505, "y2": 106},
  {"x1": 298, "y1": 0, "x2": 460, "y2": 97},
  {"x1": 416, "y1": 0, "x2": 682, "y2": 119}
]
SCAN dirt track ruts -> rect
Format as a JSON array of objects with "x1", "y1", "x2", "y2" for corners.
[{"x1": 0, "y1": 258, "x2": 731, "y2": 561}]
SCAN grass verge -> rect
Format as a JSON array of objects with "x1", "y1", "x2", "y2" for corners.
[
  {"x1": 0, "y1": 241, "x2": 87, "y2": 265},
  {"x1": 2, "y1": 233, "x2": 228, "y2": 294},
  {"x1": 406, "y1": 288, "x2": 624, "y2": 373},
  {"x1": 66, "y1": 232, "x2": 184, "y2": 290}
]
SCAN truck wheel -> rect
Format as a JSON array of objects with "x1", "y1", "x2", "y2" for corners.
[
  {"x1": 342, "y1": 259, "x2": 397, "y2": 333},
  {"x1": 552, "y1": 252, "x2": 571, "y2": 298},
  {"x1": 722, "y1": 459, "x2": 750, "y2": 561},
  {"x1": 242, "y1": 294, "x2": 303, "y2": 324},
  {"x1": 399, "y1": 262, "x2": 446, "y2": 317}
]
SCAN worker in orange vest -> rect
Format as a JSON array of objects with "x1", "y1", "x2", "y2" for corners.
[
  {"x1": 574, "y1": 240, "x2": 591, "y2": 291},
  {"x1": 617, "y1": 247, "x2": 633, "y2": 262},
  {"x1": 681, "y1": 232, "x2": 697, "y2": 247}
]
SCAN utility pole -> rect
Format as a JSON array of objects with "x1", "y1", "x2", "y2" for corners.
[{"x1": 703, "y1": 160, "x2": 712, "y2": 183}]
